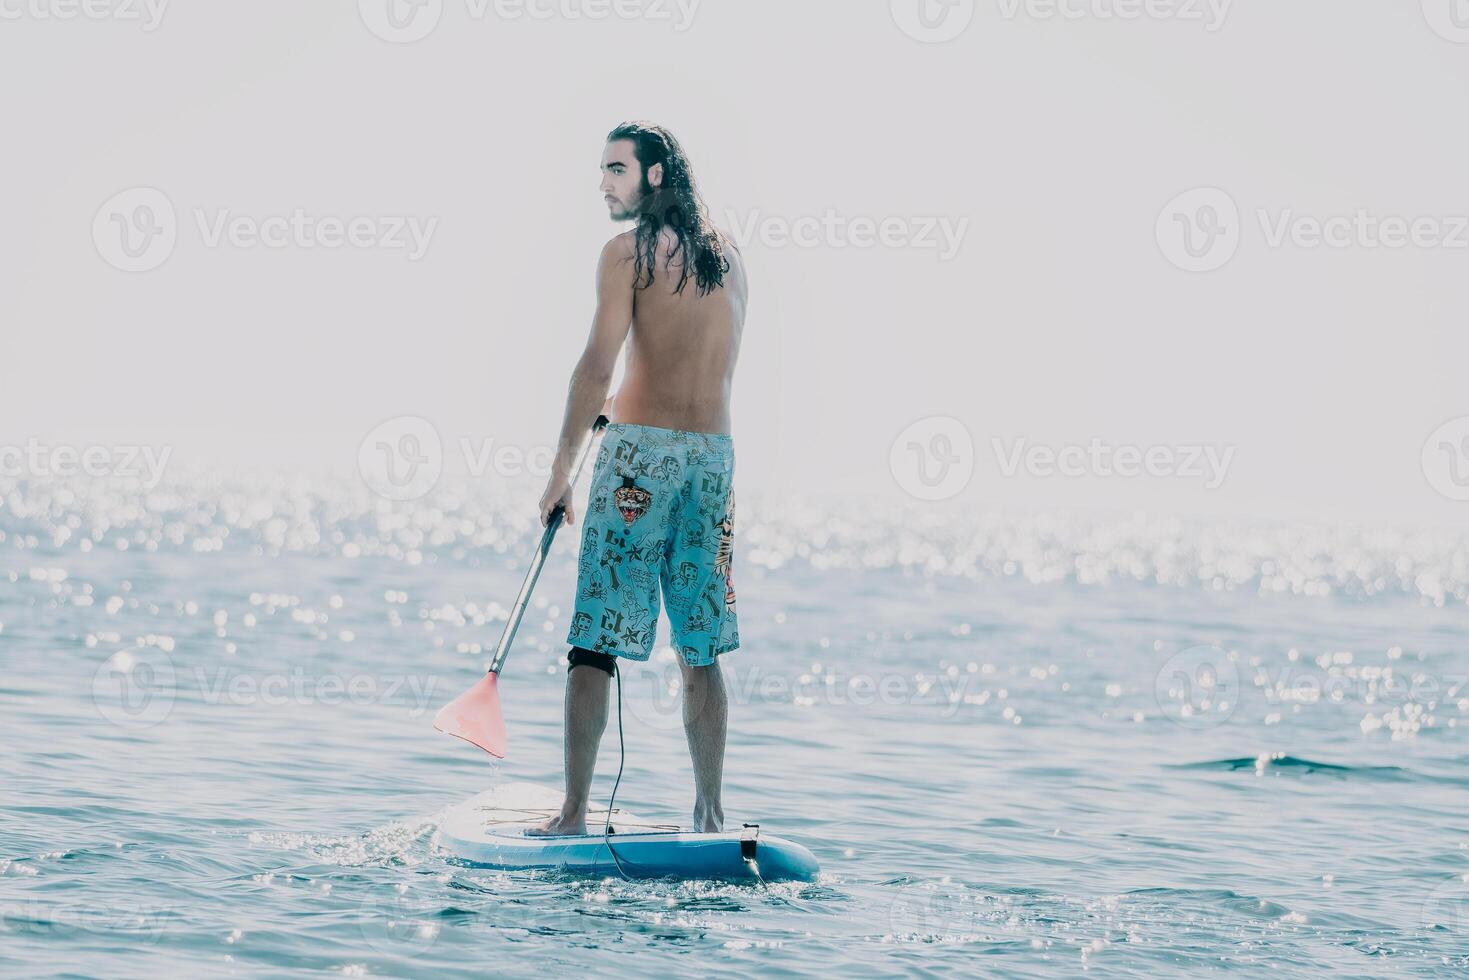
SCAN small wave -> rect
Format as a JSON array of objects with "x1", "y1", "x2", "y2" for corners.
[
  {"x1": 1170, "y1": 754, "x2": 1417, "y2": 780},
  {"x1": 1121, "y1": 886, "x2": 1296, "y2": 920},
  {"x1": 249, "y1": 813, "x2": 444, "y2": 868}
]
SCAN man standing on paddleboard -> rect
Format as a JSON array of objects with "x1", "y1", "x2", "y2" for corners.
[{"x1": 528, "y1": 122, "x2": 747, "y2": 837}]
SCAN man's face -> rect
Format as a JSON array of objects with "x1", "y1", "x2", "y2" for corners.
[{"x1": 600, "y1": 139, "x2": 660, "y2": 221}]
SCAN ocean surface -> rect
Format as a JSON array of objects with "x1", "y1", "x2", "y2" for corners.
[{"x1": 2, "y1": 473, "x2": 1467, "y2": 978}]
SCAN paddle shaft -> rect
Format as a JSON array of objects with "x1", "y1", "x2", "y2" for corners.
[{"x1": 487, "y1": 414, "x2": 609, "y2": 674}]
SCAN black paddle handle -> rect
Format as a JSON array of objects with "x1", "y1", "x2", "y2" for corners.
[{"x1": 487, "y1": 414, "x2": 609, "y2": 674}]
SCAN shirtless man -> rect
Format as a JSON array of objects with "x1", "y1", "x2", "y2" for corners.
[{"x1": 528, "y1": 122, "x2": 747, "y2": 836}]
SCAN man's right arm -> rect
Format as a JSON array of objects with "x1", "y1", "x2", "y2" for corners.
[{"x1": 538, "y1": 236, "x2": 636, "y2": 525}]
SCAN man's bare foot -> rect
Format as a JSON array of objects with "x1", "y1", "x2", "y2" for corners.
[{"x1": 524, "y1": 810, "x2": 587, "y2": 837}]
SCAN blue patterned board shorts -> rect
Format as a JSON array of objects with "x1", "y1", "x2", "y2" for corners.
[{"x1": 566, "y1": 422, "x2": 739, "y2": 667}]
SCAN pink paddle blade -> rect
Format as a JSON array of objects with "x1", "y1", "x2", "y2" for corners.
[{"x1": 433, "y1": 672, "x2": 508, "y2": 759}]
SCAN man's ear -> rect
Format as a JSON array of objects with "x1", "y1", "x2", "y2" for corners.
[{"x1": 647, "y1": 162, "x2": 664, "y2": 188}]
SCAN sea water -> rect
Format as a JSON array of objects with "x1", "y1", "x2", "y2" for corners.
[{"x1": 2, "y1": 473, "x2": 1467, "y2": 978}]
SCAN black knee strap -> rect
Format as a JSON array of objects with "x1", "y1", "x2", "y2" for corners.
[{"x1": 568, "y1": 646, "x2": 617, "y2": 676}]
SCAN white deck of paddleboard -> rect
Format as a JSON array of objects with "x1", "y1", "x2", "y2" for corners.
[
  {"x1": 440, "y1": 781, "x2": 688, "y2": 844},
  {"x1": 437, "y1": 781, "x2": 821, "y2": 881}
]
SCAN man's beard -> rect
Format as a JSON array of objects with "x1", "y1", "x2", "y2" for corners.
[{"x1": 608, "y1": 181, "x2": 651, "y2": 221}]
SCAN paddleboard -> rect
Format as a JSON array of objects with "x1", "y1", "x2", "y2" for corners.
[{"x1": 438, "y1": 782, "x2": 820, "y2": 882}]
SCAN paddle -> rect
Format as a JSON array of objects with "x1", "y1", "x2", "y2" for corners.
[{"x1": 433, "y1": 414, "x2": 610, "y2": 758}]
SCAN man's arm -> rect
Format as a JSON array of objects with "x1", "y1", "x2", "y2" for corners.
[{"x1": 539, "y1": 237, "x2": 635, "y2": 526}]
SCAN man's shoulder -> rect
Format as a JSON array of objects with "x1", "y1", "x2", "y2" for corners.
[
  {"x1": 602, "y1": 230, "x2": 639, "y2": 259},
  {"x1": 597, "y1": 232, "x2": 640, "y2": 282}
]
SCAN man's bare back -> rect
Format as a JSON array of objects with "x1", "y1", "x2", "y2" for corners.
[{"x1": 607, "y1": 229, "x2": 747, "y2": 435}]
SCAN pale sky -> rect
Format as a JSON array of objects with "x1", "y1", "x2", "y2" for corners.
[{"x1": 3, "y1": 1, "x2": 1468, "y2": 528}]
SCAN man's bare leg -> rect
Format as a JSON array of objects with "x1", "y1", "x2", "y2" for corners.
[
  {"x1": 681, "y1": 661, "x2": 727, "y2": 833},
  {"x1": 526, "y1": 664, "x2": 611, "y2": 836}
]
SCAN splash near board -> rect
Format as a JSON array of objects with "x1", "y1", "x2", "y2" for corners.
[{"x1": 438, "y1": 782, "x2": 820, "y2": 882}]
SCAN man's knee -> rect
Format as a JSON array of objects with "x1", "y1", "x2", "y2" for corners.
[
  {"x1": 679, "y1": 655, "x2": 721, "y2": 671},
  {"x1": 567, "y1": 647, "x2": 617, "y2": 677},
  {"x1": 678, "y1": 658, "x2": 724, "y2": 686}
]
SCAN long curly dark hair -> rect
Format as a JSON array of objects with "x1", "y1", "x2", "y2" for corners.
[{"x1": 607, "y1": 121, "x2": 729, "y2": 296}]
